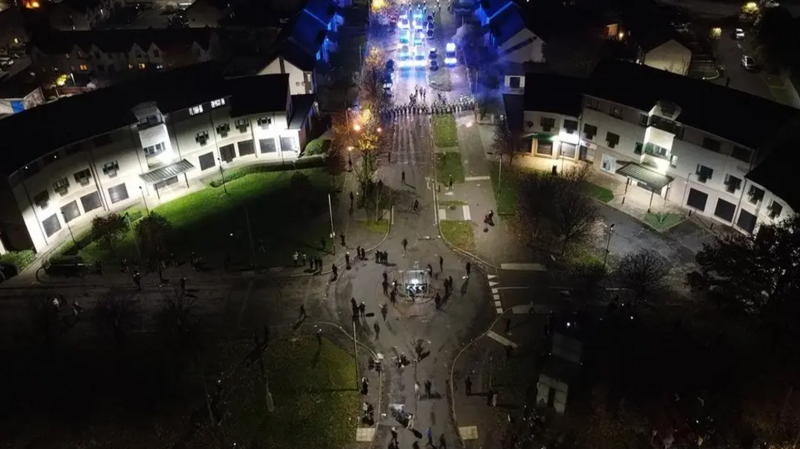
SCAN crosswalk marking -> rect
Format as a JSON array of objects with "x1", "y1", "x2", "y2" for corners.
[
  {"x1": 459, "y1": 426, "x2": 479, "y2": 440},
  {"x1": 491, "y1": 288, "x2": 499, "y2": 295},
  {"x1": 486, "y1": 330, "x2": 518, "y2": 348},
  {"x1": 462, "y1": 205, "x2": 471, "y2": 220},
  {"x1": 438, "y1": 208, "x2": 447, "y2": 220},
  {"x1": 464, "y1": 175, "x2": 491, "y2": 181},
  {"x1": 489, "y1": 281, "x2": 499, "y2": 287},
  {"x1": 487, "y1": 274, "x2": 497, "y2": 280}
]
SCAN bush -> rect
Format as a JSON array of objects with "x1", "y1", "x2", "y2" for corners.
[
  {"x1": 0, "y1": 249, "x2": 36, "y2": 270},
  {"x1": 304, "y1": 138, "x2": 330, "y2": 156},
  {"x1": 210, "y1": 158, "x2": 324, "y2": 188}
]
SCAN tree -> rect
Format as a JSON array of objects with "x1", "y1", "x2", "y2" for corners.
[
  {"x1": 492, "y1": 120, "x2": 522, "y2": 166},
  {"x1": 157, "y1": 290, "x2": 200, "y2": 350},
  {"x1": 552, "y1": 184, "x2": 597, "y2": 255},
  {"x1": 519, "y1": 171, "x2": 560, "y2": 245},
  {"x1": 324, "y1": 140, "x2": 347, "y2": 186},
  {"x1": 754, "y1": 6, "x2": 797, "y2": 72},
  {"x1": 91, "y1": 214, "x2": 127, "y2": 253},
  {"x1": 135, "y1": 213, "x2": 172, "y2": 259},
  {"x1": 94, "y1": 290, "x2": 140, "y2": 345},
  {"x1": 616, "y1": 250, "x2": 668, "y2": 302},
  {"x1": 688, "y1": 215, "x2": 800, "y2": 330}
]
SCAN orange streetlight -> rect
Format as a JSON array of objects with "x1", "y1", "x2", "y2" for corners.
[
  {"x1": 377, "y1": 127, "x2": 382, "y2": 133},
  {"x1": 354, "y1": 124, "x2": 362, "y2": 132}
]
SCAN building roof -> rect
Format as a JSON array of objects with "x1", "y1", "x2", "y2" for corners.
[
  {"x1": 0, "y1": 70, "x2": 40, "y2": 99},
  {"x1": 480, "y1": 0, "x2": 510, "y2": 18},
  {"x1": 289, "y1": 11, "x2": 327, "y2": 56},
  {"x1": 0, "y1": 63, "x2": 290, "y2": 174},
  {"x1": 489, "y1": 4, "x2": 526, "y2": 46},
  {"x1": 302, "y1": 0, "x2": 338, "y2": 26},
  {"x1": 288, "y1": 94, "x2": 315, "y2": 129},
  {"x1": 614, "y1": 0, "x2": 678, "y2": 52},
  {"x1": 745, "y1": 116, "x2": 800, "y2": 211},
  {"x1": 279, "y1": 39, "x2": 317, "y2": 71},
  {"x1": 522, "y1": 72, "x2": 587, "y2": 117},
  {"x1": 588, "y1": 59, "x2": 798, "y2": 148},
  {"x1": 31, "y1": 27, "x2": 217, "y2": 54}
]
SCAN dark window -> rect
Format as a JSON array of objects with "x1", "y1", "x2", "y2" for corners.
[
  {"x1": 609, "y1": 106, "x2": 622, "y2": 118},
  {"x1": 97, "y1": 64, "x2": 105, "y2": 72},
  {"x1": 93, "y1": 134, "x2": 112, "y2": 147},
  {"x1": 144, "y1": 142, "x2": 166, "y2": 157},
  {"x1": 606, "y1": 132, "x2": 620, "y2": 148},
  {"x1": 537, "y1": 140, "x2": 553, "y2": 156},
  {"x1": 74, "y1": 168, "x2": 91, "y2": 186},
  {"x1": 687, "y1": 188, "x2": 708, "y2": 211},
  {"x1": 103, "y1": 160, "x2": 119, "y2": 177},
  {"x1": 634, "y1": 142, "x2": 643, "y2": 155},
  {"x1": 34, "y1": 190, "x2": 50, "y2": 209},
  {"x1": 280, "y1": 136, "x2": 298, "y2": 152},
  {"x1": 724, "y1": 174, "x2": 742, "y2": 193},
  {"x1": 260, "y1": 138, "x2": 277, "y2": 153},
  {"x1": 61, "y1": 201, "x2": 80, "y2": 223},
  {"x1": 696, "y1": 165, "x2": 713, "y2": 183},
  {"x1": 540, "y1": 117, "x2": 555, "y2": 132},
  {"x1": 702, "y1": 137, "x2": 721, "y2": 152},
  {"x1": 713, "y1": 198, "x2": 735, "y2": 222},
  {"x1": 137, "y1": 115, "x2": 161, "y2": 129},
  {"x1": 65, "y1": 143, "x2": 83, "y2": 156},
  {"x1": 153, "y1": 49, "x2": 160, "y2": 57},
  {"x1": 80, "y1": 192, "x2": 101, "y2": 213},
  {"x1": 732, "y1": 146, "x2": 752, "y2": 163},
  {"x1": 220, "y1": 144, "x2": 236, "y2": 162},
  {"x1": 509, "y1": 76, "x2": 521, "y2": 88},
  {"x1": 674, "y1": 126, "x2": 685, "y2": 140},
  {"x1": 235, "y1": 118, "x2": 249, "y2": 132},
  {"x1": 748, "y1": 185, "x2": 764, "y2": 204},
  {"x1": 585, "y1": 98, "x2": 599, "y2": 110},
  {"x1": 196, "y1": 131, "x2": 209, "y2": 146},
  {"x1": 737, "y1": 209, "x2": 757, "y2": 234},
  {"x1": 43, "y1": 153, "x2": 59, "y2": 166},
  {"x1": 644, "y1": 143, "x2": 668, "y2": 158},
  {"x1": 560, "y1": 142, "x2": 576, "y2": 159},
  {"x1": 563, "y1": 120, "x2": 578, "y2": 134},
  {"x1": 199, "y1": 152, "x2": 216, "y2": 171},
  {"x1": 24, "y1": 164, "x2": 41, "y2": 178},
  {"x1": 257, "y1": 117, "x2": 272, "y2": 127},
  {"x1": 216, "y1": 123, "x2": 231, "y2": 138},
  {"x1": 42, "y1": 214, "x2": 61, "y2": 237},
  {"x1": 108, "y1": 184, "x2": 129, "y2": 204},
  {"x1": 238, "y1": 140, "x2": 255, "y2": 156},
  {"x1": 53, "y1": 178, "x2": 70, "y2": 195},
  {"x1": 670, "y1": 154, "x2": 678, "y2": 168},
  {"x1": 769, "y1": 201, "x2": 783, "y2": 219},
  {"x1": 639, "y1": 114, "x2": 648, "y2": 126},
  {"x1": 583, "y1": 124, "x2": 597, "y2": 140},
  {"x1": 154, "y1": 176, "x2": 179, "y2": 190}
]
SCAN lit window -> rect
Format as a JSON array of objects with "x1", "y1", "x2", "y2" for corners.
[
  {"x1": 79, "y1": 64, "x2": 88, "y2": 71},
  {"x1": 138, "y1": 63, "x2": 146, "y2": 69},
  {"x1": 128, "y1": 64, "x2": 133, "y2": 70},
  {"x1": 156, "y1": 64, "x2": 163, "y2": 70},
  {"x1": 189, "y1": 105, "x2": 204, "y2": 116},
  {"x1": 211, "y1": 98, "x2": 226, "y2": 108}
]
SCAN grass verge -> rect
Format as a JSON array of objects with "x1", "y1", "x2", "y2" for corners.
[
  {"x1": 488, "y1": 161, "x2": 519, "y2": 216},
  {"x1": 581, "y1": 182, "x2": 614, "y2": 203},
  {"x1": 220, "y1": 334, "x2": 360, "y2": 448},
  {"x1": 362, "y1": 219, "x2": 390, "y2": 234},
  {"x1": 436, "y1": 152, "x2": 465, "y2": 184},
  {"x1": 431, "y1": 115, "x2": 458, "y2": 148},
  {"x1": 440, "y1": 220, "x2": 476, "y2": 253},
  {"x1": 644, "y1": 212, "x2": 684, "y2": 232},
  {"x1": 0, "y1": 249, "x2": 36, "y2": 271}
]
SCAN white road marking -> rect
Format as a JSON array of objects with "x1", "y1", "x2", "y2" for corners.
[
  {"x1": 493, "y1": 294, "x2": 500, "y2": 301},
  {"x1": 462, "y1": 205, "x2": 471, "y2": 221},
  {"x1": 494, "y1": 300, "x2": 502, "y2": 307},
  {"x1": 489, "y1": 281, "x2": 499, "y2": 287},
  {"x1": 486, "y1": 330, "x2": 518, "y2": 348},
  {"x1": 501, "y1": 263, "x2": 548, "y2": 271},
  {"x1": 465, "y1": 175, "x2": 491, "y2": 181},
  {"x1": 355, "y1": 428, "x2": 376, "y2": 441},
  {"x1": 487, "y1": 274, "x2": 498, "y2": 280},
  {"x1": 496, "y1": 286, "x2": 530, "y2": 290},
  {"x1": 459, "y1": 426, "x2": 479, "y2": 440},
  {"x1": 495, "y1": 307, "x2": 504, "y2": 314},
  {"x1": 491, "y1": 288, "x2": 499, "y2": 295},
  {"x1": 438, "y1": 208, "x2": 447, "y2": 220}
]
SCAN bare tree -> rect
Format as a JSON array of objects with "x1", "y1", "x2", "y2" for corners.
[
  {"x1": 94, "y1": 290, "x2": 141, "y2": 344},
  {"x1": 492, "y1": 120, "x2": 522, "y2": 166},
  {"x1": 157, "y1": 290, "x2": 200, "y2": 343},
  {"x1": 616, "y1": 250, "x2": 668, "y2": 302},
  {"x1": 552, "y1": 184, "x2": 598, "y2": 255},
  {"x1": 519, "y1": 172, "x2": 559, "y2": 246}
]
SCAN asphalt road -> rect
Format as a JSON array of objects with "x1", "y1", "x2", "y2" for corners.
[{"x1": 713, "y1": 31, "x2": 779, "y2": 102}]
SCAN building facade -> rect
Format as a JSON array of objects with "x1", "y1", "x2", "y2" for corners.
[
  {"x1": 512, "y1": 60, "x2": 798, "y2": 235},
  {"x1": 0, "y1": 63, "x2": 315, "y2": 253}
]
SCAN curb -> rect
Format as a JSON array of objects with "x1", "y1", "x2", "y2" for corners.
[
  {"x1": 448, "y1": 308, "x2": 512, "y2": 448},
  {"x1": 591, "y1": 197, "x2": 687, "y2": 235}
]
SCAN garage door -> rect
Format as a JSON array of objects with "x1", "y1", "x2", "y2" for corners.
[
  {"x1": 713, "y1": 198, "x2": 735, "y2": 222},
  {"x1": 737, "y1": 209, "x2": 757, "y2": 234},
  {"x1": 199, "y1": 152, "x2": 215, "y2": 171},
  {"x1": 238, "y1": 140, "x2": 255, "y2": 157},
  {"x1": 81, "y1": 192, "x2": 102, "y2": 213},
  {"x1": 108, "y1": 183, "x2": 129, "y2": 204},
  {"x1": 42, "y1": 214, "x2": 61, "y2": 237},
  {"x1": 280, "y1": 136, "x2": 298, "y2": 153},
  {"x1": 260, "y1": 138, "x2": 277, "y2": 153},
  {"x1": 61, "y1": 200, "x2": 81, "y2": 223},
  {"x1": 686, "y1": 188, "x2": 708, "y2": 212}
]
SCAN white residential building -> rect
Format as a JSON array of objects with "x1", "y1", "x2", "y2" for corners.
[
  {"x1": 508, "y1": 59, "x2": 799, "y2": 235},
  {"x1": 0, "y1": 63, "x2": 316, "y2": 253}
]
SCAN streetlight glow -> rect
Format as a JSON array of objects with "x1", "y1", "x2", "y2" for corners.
[{"x1": 354, "y1": 124, "x2": 361, "y2": 132}]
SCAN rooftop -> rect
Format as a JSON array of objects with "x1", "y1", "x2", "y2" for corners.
[
  {"x1": 302, "y1": 0, "x2": 339, "y2": 26},
  {"x1": 745, "y1": 116, "x2": 800, "y2": 212},
  {"x1": 0, "y1": 63, "x2": 291, "y2": 174},
  {"x1": 522, "y1": 72, "x2": 587, "y2": 117},
  {"x1": 489, "y1": 4, "x2": 526, "y2": 46},
  {"x1": 31, "y1": 27, "x2": 217, "y2": 54}
]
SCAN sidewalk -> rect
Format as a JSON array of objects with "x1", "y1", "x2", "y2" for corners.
[{"x1": 452, "y1": 312, "x2": 547, "y2": 447}]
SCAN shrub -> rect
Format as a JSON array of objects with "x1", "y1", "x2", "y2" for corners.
[
  {"x1": 304, "y1": 138, "x2": 330, "y2": 156},
  {"x1": 0, "y1": 249, "x2": 36, "y2": 270}
]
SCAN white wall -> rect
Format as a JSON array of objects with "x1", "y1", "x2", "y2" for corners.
[
  {"x1": 258, "y1": 58, "x2": 314, "y2": 95},
  {"x1": 499, "y1": 29, "x2": 545, "y2": 63},
  {"x1": 643, "y1": 40, "x2": 692, "y2": 76}
]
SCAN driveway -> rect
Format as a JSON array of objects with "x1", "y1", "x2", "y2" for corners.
[{"x1": 712, "y1": 31, "x2": 787, "y2": 103}]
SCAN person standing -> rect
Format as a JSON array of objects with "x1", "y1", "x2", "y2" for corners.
[
  {"x1": 382, "y1": 279, "x2": 389, "y2": 295},
  {"x1": 424, "y1": 380, "x2": 432, "y2": 398},
  {"x1": 426, "y1": 427, "x2": 433, "y2": 447},
  {"x1": 180, "y1": 275, "x2": 186, "y2": 292},
  {"x1": 359, "y1": 302, "x2": 366, "y2": 318},
  {"x1": 331, "y1": 264, "x2": 338, "y2": 279},
  {"x1": 293, "y1": 251, "x2": 299, "y2": 267},
  {"x1": 361, "y1": 377, "x2": 369, "y2": 395},
  {"x1": 391, "y1": 427, "x2": 399, "y2": 444},
  {"x1": 439, "y1": 255, "x2": 443, "y2": 272},
  {"x1": 133, "y1": 271, "x2": 141, "y2": 291},
  {"x1": 373, "y1": 321, "x2": 380, "y2": 339},
  {"x1": 465, "y1": 376, "x2": 472, "y2": 396},
  {"x1": 434, "y1": 292, "x2": 441, "y2": 310},
  {"x1": 340, "y1": 233, "x2": 346, "y2": 246},
  {"x1": 465, "y1": 261, "x2": 471, "y2": 278},
  {"x1": 402, "y1": 170, "x2": 406, "y2": 184},
  {"x1": 381, "y1": 303, "x2": 388, "y2": 321},
  {"x1": 316, "y1": 328, "x2": 323, "y2": 346},
  {"x1": 402, "y1": 238, "x2": 408, "y2": 253},
  {"x1": 302, "y1": 253, "x2": 307, "y2": 267},
  {"x1": 414, "y1": 381, "x2": 421, "y2": 400}
]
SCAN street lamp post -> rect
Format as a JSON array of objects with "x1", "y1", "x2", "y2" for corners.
[
  {"x1": 328, "y1": 193, "x2": 336, "y2": 256},
  {"x1": 218, "y1": 158, "x2": 228, "y2": 195},
  {"x1": 62, "y1": 212, "x2": 76, "y2": 246},
  {"x1": 603, "y1": 223, "x2": 615, "y2": 270},
  {"x1": 139, "y1": 186, "x2": 149, "y2": 215}
]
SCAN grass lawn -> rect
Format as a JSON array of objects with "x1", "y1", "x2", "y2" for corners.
[
  {"x1": 220, "y1": 334, "x2": 360, "y2": 449},
  {"x1": 581, "y1": 182, "x2": 614, "y2": 203},
  {"x1": 440, "y1": 220, "x2": 476, "y2": 253},
  {"x1": 488, "y1": 161, "x2": 519, "y2": 216},
  {"x1": 431, "y1": 115, "x2": 458, "y2": 148},
  {"x1": 436, "y1": 151, "x2": 465, "y2": 184},
  {"x1": 0, "y1": 249, "x2": 35, "y2": 271},
  {"x1": 67, "y1": 168, "x2": 333, "y2": 269},
  {"x1": 644, "y1": 212, "x2": 684, "y2": 232},
  {"x1": 362, "y1": 219, "x2": 390, "y2": 234}
]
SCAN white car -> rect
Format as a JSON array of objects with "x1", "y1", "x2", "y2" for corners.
[
  {"x1": 734, "y1": 28, "x2": 745, "y2": 39},
  {"x1": 399, "y1": 28, "x2": 410, "y2": 43},
  {"x1": 398, "y1": 45, "x2": 411, "y2": 68},
  {"x1": 414, "y1": 45, "x2": 426, "y2": 67},
  {"x1": 445, "y1": 42, "x2": 457, "y2": 66},
  {"x1": 414, "y1": 29, "x2": 424, "y2": 45},
  {"x1": 413, "y1": 17, "x2": 424, "y2": 29},
  {"x1": 399, "y1": 17, "x2": 410, "y2": 29}
]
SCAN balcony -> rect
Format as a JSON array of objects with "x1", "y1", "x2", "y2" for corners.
[{"x1": 647, "y1": 115, "x2": 678, "y2": 135}]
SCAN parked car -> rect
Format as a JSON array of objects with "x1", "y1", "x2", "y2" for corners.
[
  {"x1": 734, "y1": 28, "x2": 745, "y2": 39},
  {"x1": 427, "y1": 28, "x2": 434, "y2": 39},
  {"x1": 399, "y1": 28, "x2": 410, "y2": 43},
  {"x1": 386, "y1": 59, "x2": 395, "y2": 72},
  {"x1": 430, "y1": 59, "x2": 439, "y2": 71},
  {"x1": 429, "y1": 47, "x2": 437, "y2": 59},
  {"x1": 741, "y1": 55, "x2": 757, "y2": 70},
  {"x1": 445, "y1": 42, "x2": 457, "y2": 66}
]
